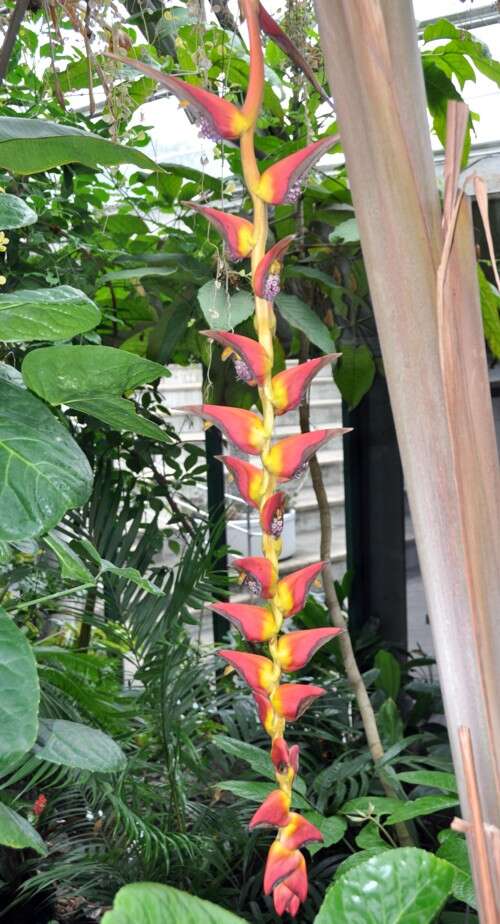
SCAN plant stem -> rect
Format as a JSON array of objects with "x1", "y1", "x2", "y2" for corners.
[
  {"x1": 7, "y1": 582, "x2": 95, "y2": 613},
  {"x1": 76, "y1": 584, "x2": 98, "y2": 651}
]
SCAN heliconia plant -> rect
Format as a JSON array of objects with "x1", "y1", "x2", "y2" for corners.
[{"x1": 108, "y1": 3, "x2": 345, "y2": 915}]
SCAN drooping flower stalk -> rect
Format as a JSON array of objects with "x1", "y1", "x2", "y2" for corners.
[{"x1": 109, "y1": 5, "x2": 345, "y2": 915}]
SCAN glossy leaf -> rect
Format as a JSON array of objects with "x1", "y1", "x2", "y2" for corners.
[
  {"x1": 43, "y1": 531, "x2": 94, "y2": 583},
  {"x1": 437, "y1": 830, "x2": 476, "y2": 909},
  {"x1": 102, "y1": 882, "x2": 247, "y2": 924},
  {"x1": 386, "y1": 794, "x2": 459, "y2": 825},
  {"x1": 0, "y1": 380, "x2": 93, "y2": 541},
  {"x1": 35, "y1": 719, "x2": 126, "y2": 773},
  {"x1": 397, "y1": 770, "x2": 458, "y2": 793},
  {"x1": 22, "y1": 345, "x2": 166, "y2": 405},
  {"x1": 0, "y1": 193, "x2": 37, "y2": 229},
  {"x1": 276, "y1": 293, "x2": 334, "y2": 354},
  {"x1": 0, "y1": 117, "x2": 159, "y2": 174},
  {"x1": 69, "y1": 396, "x2": 171, "y2": 443},
  {"x1": 197, "y1": 281, "x2": 254, "y2": 330},
  {"x1": 0, "y1": 803, "x2": 47, "y2": 856},
  {"x1": 0, "y1": 608, "x2": 39, "y2": 767},
  {"x1": 0, "y1": 286, "x2": 101, "y2": 342},
  {"x1": 304, "y1": 811, "x2": 346, "y2": 856},
  {"x1": 213, "y1": 735, "x2": 275, "y2": 781},
  {"x1": 334, "y1": 343, "x2": 375, "y2": 409},
  {"x1": 315, "y1": 848, "x2": 454, "y2": 924}
]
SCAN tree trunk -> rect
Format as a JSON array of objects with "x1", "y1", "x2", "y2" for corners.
[{"x1": 314, "y1": 0, "x2": 500, "y2": 915}]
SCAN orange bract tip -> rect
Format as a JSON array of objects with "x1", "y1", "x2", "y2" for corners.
[
  {"x1": 256, "y1": 136, "x2": 339, "y2": 205},
  {"x1": 263, "y1": 842, "x2": 302, "y2": 895},
  {"x1": 218, "y1": 649, "x2": 277, "y2": 693},
  {"x1": 260, "y1": 491, "x2": 286, "y2": 538},
  {"x1": 249, "y1": 789, "x2": 290, "y2": 830},
  {"x1": 182, "y1": 405, "x2": 266, "y2": 455},
  {"x1": 280, "y1": 812, "x2": 323, "y2": 851},
  {"x1": 277, "y1": 627, "x2": 343, "y2": 671},
  {"x1": 106, "y1": 54, "x2": 249, "y2": 140},
  {"x1": 263, "y1": 428, "x2": 351, "y2": 480},
  {"x1": 271, "y1": 354, "x2": 341, "y2": 416},
  {"x1": 218, "y1": 455, "x2": 263, "y2": 508},
  {"x1": 276, "y1": 561, "x2": 327, "y2": 617},
  {"x1": 183, "y1": 204, "x2": 255, "y2": 259},
  {"x1": 253, "y1": 235, "x2": 295, "y2": 301},
  {"x1": 209, "y1": 602, "x2": 277, "y2": 643},
  {"x1": 233, "y1": 556, "x2": 278, "y2": 598},
  {"x1": 271, "y1": 683, "x2": 326, "y2": 720},
  {"x1": 273, "y1": 880, "x2": 301, "y2": 917},
  {"x1": 202, "y1": 331, "x2": 271, "y2": 386}
]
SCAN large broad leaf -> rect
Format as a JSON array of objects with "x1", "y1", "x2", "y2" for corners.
[
  {"x1": 0, "y1": 803, "x2": 47, "y2": 855},
  {"x1": 197, "y1": 281, "x2": 254, "y2": 330},
  {"x1": 386, "y1": 794, "x2": 459, "y2": 825},
  {"x1": 0, "y1": 117, "x2": 159, "y2": 174},
  {"x1": 0, "y1": 608, "x2": 39, "y2": 767},
  {"x1": 69, "y1": 396, "x2": 171, "y2": 444},
  {"x1": 305, "y1": 811, "x2": 347, "y2": 856},
  {"x1": 35, "y1": 719, "x2": 126, "y2": 773},
  {"x1": 98, "y1": 266, "x2": 176, "y2": 284},
  {"x1": 102, "y1": 882, "x2": 247, "y2": 924},
  {"x1": 334, "y1": 343, "x2": 375, "y2": 409},
  {"x1": 0, "y1": 379, "x2": 93, "y2": 540},
  {"x1": 0, "y1": 286, "x2": 101, "y2": 342},
  {"x1": 276, "y1": 293, "x2": 335, "y2": 354},
  {"x1": 22, "y1": 345, "x2": 166, "y2": 404},
  {"x1": 437, "y1": 830, "x2": 476, "y2": 909},
  {"x1": 213, "y1": 735, "x2": 275, "y2": 781},
  {"x1": 396, "y1": 770, "x2": 458, "y2": 793},
  {"x1": 0, "y1": 193, "x2": 37, "y2": 229},
  {"x1": 315, "y1": 848, "x2": 454, "y2": 924}
]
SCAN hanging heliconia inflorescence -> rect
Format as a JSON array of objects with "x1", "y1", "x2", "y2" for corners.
[{"x1": 109, "y1": 2, "x2": 347, "y2": 915}]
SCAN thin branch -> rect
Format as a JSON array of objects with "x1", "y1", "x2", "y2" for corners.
[{"x1": 0, "y1": 0, "x2": 29, "y2": 85}]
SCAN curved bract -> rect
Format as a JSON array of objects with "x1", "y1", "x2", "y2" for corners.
[{"x1": 168, "y1": 1, "x2": 347, "y2": 914}]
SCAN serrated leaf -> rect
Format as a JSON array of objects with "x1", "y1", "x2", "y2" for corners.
[
  {"x1": 102, "y1": 882, "x2": 246, "y2": 924},
  {"x1": 0, "y1": 286, "x2": 101, "y2": 342},
  {"x1": 0, "y1": 117, "x2": 159, "y2": 174},
  {"x1": 35, "y1": 719, "x2": 126, "y2": 772},
  {"x1": 315, "y1": 848, "x2": 454, "y2": 924},
  {"x1": 276, "y1": 293, "x2": 335, "y2": 354},
  {"x1": 197, "y1": 281, "x2": 254, "y2": 330},
  {"x1": 0, "y1": 802, "x2": 47, "y2": 855},
  {"x1": 0, "y1": 193, "x2": 37, "y2": 229},
  {"x1": 0, "y1": 380, "x2": 93, "y2": 541},
  {"x1": 334, "y1": 343, "x2": 375, "y2": 408},
  {"x1": 0, "y1": 608, "x2": 39, "y2": 766}
]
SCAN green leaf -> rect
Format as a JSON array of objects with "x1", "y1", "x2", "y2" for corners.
[
  {"x1": 35, "y1": 719, "x2": 126, "y2": 773},
  {"x1": 43, "y1": 531, "x2": 94, "y2": 583},
  {"x1": 0, "y1": 608, "x2": 39, "y2": 766},
  {"x1": 213, "y1": 735, "x2": 275, "y2": 780},
  {"x1": 98, "y1": 266, "x2": 176, "y2": 284},
  {"x1": 377, "y1": 698, "x2": 404, "y2": 747},
  {"x1": 0, "y1": 286, "x2": 101, "y2": 342},
  {"x1": 69, "y1": 396, "x2": 171, "y2": 443},
  {"x1": 22, "y1": 345, "x2": 166, "y2": 404},
  {"x1": 0, "y1": 117, "x2": 159, "y2": 174},
  {"x1": 329, "y1": 217, "x2": 360, "y2": 243},
  {"x1": 276, "y1": 293, "x2": 335, "y2": 354},
  {"x1": 387, "y1": 794, "x2": 459, "y2": 825},
  {"x1": 355, "y1": 822, "x2": 388, "y2": 850},
  {"x1": 304, "y1": 811, "x2": 346, "y2": 856},
  {"x1": 217, "y1": 779, "x2": 310, "y2": 810},
  {"x1": 397, "y1": 771, "x2": 458, "y2": 793},
  {"x1": 197, "y1": 281, "x2": 254, "y2": 330},
  {"x1": 423, "y1": 20, "x2": 460, "y2": 42},
  {"x1": 315, "y1": 848, "x2": 454, "y2": 924},
  {"x1": 437, "y1": 830, "x2": 476, "y2": 909},
  {"x1": 334, "y1": 344, "x2": 375, "y2": 408},
  {"x1": 335, "y1": 847, "x2": 391, "y2": 880},
  {"x1": 102, "y1": 882, "x2": 247, "y2": 924},
  {"x1": 0, "y1": 193, "x2": 37, "y2": 229},
  {"x1": 99, "y1": 559, "x2": 164, "y2": 596},
  {"x1": 374, "y1": 650, "x2": 401, "y2": 700},
  {"x1": 340, "y1": 796, "x2": 403, "y2": 819},
  {"x1": 0, "y1": 802, "x2": 47, "y2": 855},
  {"x1": 0, "y1": 380, "x2": 93, "y2": 540},
  {"x1": 478, "y1": 265, "x2": 500, "y2": 358}
]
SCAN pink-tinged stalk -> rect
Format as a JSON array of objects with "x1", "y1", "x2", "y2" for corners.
[
  {"x1": 271, "y1": 353, "x2": 341, "y2": 415},
  {"x1": 182, "y1": 203, "x2": 255, "y2": 259},
  {"x1": 253, "y1": 235, "x2": 295, "y2": 300}
]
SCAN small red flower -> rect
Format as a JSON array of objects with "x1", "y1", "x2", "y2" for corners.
[
  {"x1": 255, "y1": 136, "x2": 339, "y2": 205},
  {"x1": 260, "y1": 491, "x2": 286, "y2": 538},
  {"x1": 253, "y1": 235, "x2": 295, "y2": 301},
  {"x1": 271, "y1": 354, "x2": 341, "y2": 415},
  {"x1": 201, "y1": 330, "x2": 271, "y2": 386},
  {"x1": 33, "y1": 794, "x2": 47, "y2": 817},
  {"x1": 183, "y1": 203, "x2": 255, "y2": 260}
]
